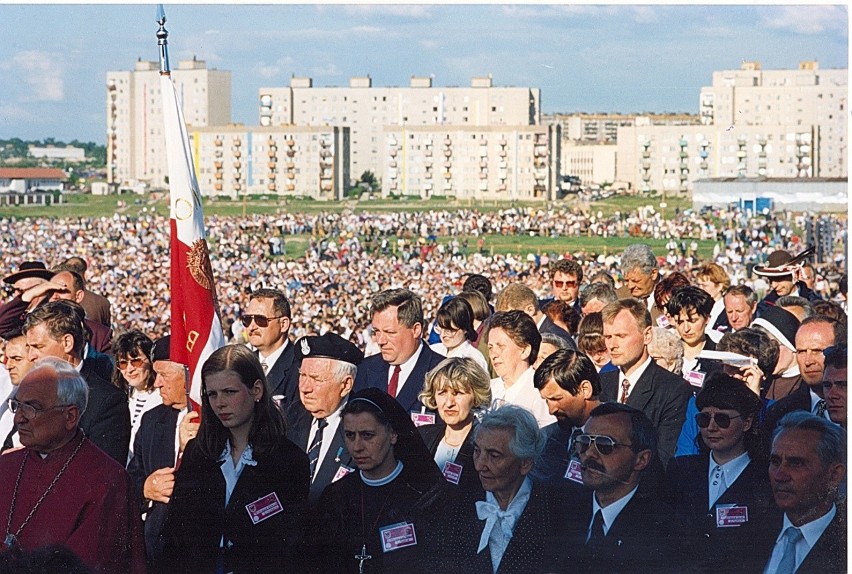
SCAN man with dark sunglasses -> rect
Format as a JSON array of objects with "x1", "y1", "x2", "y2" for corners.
[
  {"x1": 243, "y1": 288, "x2": 299, "y2": 407},
  {"x1": 563, "y1": 402, "x2": 683, "y2": 573}
]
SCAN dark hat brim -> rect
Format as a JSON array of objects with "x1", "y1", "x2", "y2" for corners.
[{"x1": 3, "y1": 268, "x2": 53, "y2": 285}]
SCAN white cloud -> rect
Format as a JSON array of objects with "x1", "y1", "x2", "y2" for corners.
[
  {"x1": 341, "y1": 5, "x2": 432, "y2": 19},
  {"x1": 762, "y1": 5, "x2": 848, "y2": 35},
  {"x1": 351, "y1": 25, "x2": 383, "y2": 35},
  {"x1": 1, "y1": 51, "x2": 65, "y2": 102},
  {"x1": 309, "y1": 63, "x2": 341, "y2": 77}
]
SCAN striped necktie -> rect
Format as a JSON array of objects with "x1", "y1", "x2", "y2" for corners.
[{"x1": 308, "y1": 418, "x2": 328, "y2": 481}]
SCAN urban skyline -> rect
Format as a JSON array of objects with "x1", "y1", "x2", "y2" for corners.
[{"x1": 1, "y1": 4, "x2": 847, "y2": 144}]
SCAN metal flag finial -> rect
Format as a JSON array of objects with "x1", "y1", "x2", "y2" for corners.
[{"x1": 156, "y1": 4, "x2": 170, "y2": 75}]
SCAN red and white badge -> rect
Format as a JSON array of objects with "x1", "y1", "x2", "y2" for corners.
[
  {"x1": 716, "y1": 504, "x2": 748, "y2": 527},
  {"x1": 564, "y1": 459, "x2": 584, "y2": 484},
  {"x1": 410, "y1": 412, "x2": 436, "y2": 427},
  {"x1": 657, "y1": 315, "x2": 671, "y2": 329},
  {"x1": 379, "y1": 522, "x2": 418, "y2": 553},
  {"x1": 332, "y1": 465, "x2": 355, "y2": 483},
  {"x1": 684, "y1": 370, "x2": 706, "y2": 388},
  {"x1": 442, "y1": 461, "x2": 463, "y2": 485},
  {"x1": 245, "y1": 492, "x2": 284, "y2": 525}
]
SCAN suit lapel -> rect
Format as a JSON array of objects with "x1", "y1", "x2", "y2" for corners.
[
  {"x1": 626, "y1": 364, "x2": 656, "y2": 412},
  {"x1": 395, "y1": 344, "x2": 429, "y2": 412}
]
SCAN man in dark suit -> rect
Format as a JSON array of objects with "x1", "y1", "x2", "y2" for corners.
[
  {"x1": 495, "y1": 282, "x2": 576, "y2": 349},
  {"x1": 62, "y1": 256, "x2": 112, "y2": 328},
  {"x1": 565, "y1": 402, "x2": 683, "y2": 573},
  {"x1": 761, "y1": 411, "x2": 846, "y2": 573},
  {"x1": 615, "y1": 244, "x2": 663, "y2": 324},
  {"x1": 353, "y1": 288, "x2": 443, "y2": 414},
  {"x1": 126, "y1": 335, "x2": 192, "y2": 563},
  {"x1": 45, "y1": 268, "x2": 113, "y2": 354},
  {"x1": 532, "y1": 349, "x2": 602, "y2": 484},
  {"x1": 286, "y1": 332, "x2": 362, "y2": 501},
  {"x1": 599, "y1": 298, "x2": 691, "y2": 465},
  {"x1": 243, "y1": 288, "x2": 299, "y2": 407},
  {"x1": 22, "y1": 300, "x2": 129, "y2": 463}
]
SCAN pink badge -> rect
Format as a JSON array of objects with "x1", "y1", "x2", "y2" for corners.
[
  {"x1": 685, "y1": 370, "x2": 706, "y2": 388},
  {"x1": 657, "y1": 315, "x2": 671, "y2": 328},
  {"x1": 332, "y1": 465, "x2": 354, "y2": 483},
  {"x1": 245, "y1": 492, "x2": 283, "y2": 525},
  {"x1": 716, "y1": 505, "x2": 748, "y2": 527},
  {"x1": 410, "y1": 412, "x2": 436, "y2": 427},
  {"x1": 380, "y1": 522, "x2": 418, "y2": 552},
  {"x1": 564, "y1": 459, "x2": 584, "y2": 484},
  {"x1": 442, "y1": 461, "x2": 463, "y2": 485}
]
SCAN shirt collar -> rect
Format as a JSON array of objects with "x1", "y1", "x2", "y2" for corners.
[
  {"x1": 593, "y1": 485, "x2": 639, "y2": 531},
  {"x1": 709, "y1": 450, "x2": 751, "y2": 480},
  {"x1": 485, "y1": 476, "x2": 533, "y2": 518},
  {"x1": 622, "y1": 355, "x2": 653, "y2": 386},
  {"x1": 258, "y1": 338, "x2": 289, "y2": 367},
  {"x1": 218, "y1": 441, "x2": 258, "y2": 467},
  {"x1": 778, "y1": 504, "x2": 837, "y2": 548}
]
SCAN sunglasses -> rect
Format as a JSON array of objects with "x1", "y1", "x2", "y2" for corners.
[
  {"x1": 553, "y1": 280, "x2": 578, "y2": 288},
  {"x1": 695, "y1": 412, "x2": 742, "y2": 429},
  {"x1": 240, "y1": 314, "x2": 284, "y2": 328},
  {"x1": 117, "y1": 357, "x2": 147, "y2": 370},
  {"x1": 822, "y1": 380, "x2": 847, "y2": 391},
  {"x1": 574, "y1": 434, "x2": 633, "y2": 456}
]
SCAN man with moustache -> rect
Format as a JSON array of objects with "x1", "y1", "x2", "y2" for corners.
[
  {"x1": 564, "y1": 403, "x2": 682, "y2": 573},
  {"x1": 126, "y1": 335, "x2": 196, "y2": 564},
  {"x1": 532, "y1": 350, "x2": 602, "y2": 484}
]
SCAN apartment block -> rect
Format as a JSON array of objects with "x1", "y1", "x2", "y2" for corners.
[
  {"x1": 546, "y1": 113, "x2": 697, "y2": 143},
  {"x1": 561, "y1": 141, "x2": 618, "y2": 186},
  {"x1": 259, "y1": 75, "x2": 541, "y2": 184},
  {"x1": 379, "y1": 124, "x2": 560, "y2": 201},
  {"x1": 107, "y1": 58, "x2": 231, "y2": 188},
  {"x1": 190, "y1": 125, "x2": 349, "y2": 200},
  {"x1": 616, "y1": 61, "x2": 847, "y2": 193}
]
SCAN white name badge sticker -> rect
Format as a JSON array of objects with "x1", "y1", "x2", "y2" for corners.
[
  {"x1": 716, "y1": 504, "x2": 748, "y2": 527},
  {"x1": 564, "y1": 459, "x2": 585, "y2": 484},
  {"x1": 332, "y1": 465, "x2": 355, "y2": 483},
  {"x1": 245, "y1": 492, "x2": 283, "y2": 525},
  {"x1": 657, "y1": 315, "x2": 671, "y2": 329},
  {"x1": 684, "y1": 370, "x2": 706, "y2": 388},
  {"x1": 442, "y1": 461, "x2": 463, "y2": 484},
  {"x1": 379, "y1": 522, "x2": 418, "y2": 553},
  {"x1": 410, "y1": 412, "x2": 436, "y2": 427}
]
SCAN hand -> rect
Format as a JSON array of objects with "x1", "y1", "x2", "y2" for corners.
[
  {"x1": 179, "y1": 411, "x2": 200, "y2": 453},
  {"x1": 20, "y1": 280, "x2": 63, "y2": 303},
  {"x1": 143, "y1": 467, "x2": 176, "y2": 503},
  {"x1": 732, "y1": 364, "x2": 763, "y2": 396}
]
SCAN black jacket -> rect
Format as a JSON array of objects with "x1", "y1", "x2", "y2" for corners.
[
  {"x1": 353, "y1": 344, "x2": 444, "y2": 413},
  {"x1": 418, "y1": 420, "x2": 483, "y2": 497}
]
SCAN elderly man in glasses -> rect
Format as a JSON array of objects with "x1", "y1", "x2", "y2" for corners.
[
  {"x1": 242, "y1": 288, "x2": 299, "y2": 407},
  {"x1": 564, "y1": 402, "x2": 683, "y2": 573}
]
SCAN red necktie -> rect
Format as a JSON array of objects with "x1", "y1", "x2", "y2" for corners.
[
  {"x1": 388, "y1": 365, "x2": 402, "y2": 398},
  {"x1": 620, "y1": 378, "x2": 630, "y2": 404}
]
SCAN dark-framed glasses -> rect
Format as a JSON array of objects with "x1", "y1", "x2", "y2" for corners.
[
  {"x1": 574, "y1": 434, "x2": 633, "y2": 456},
  {"x1": 695, "y1": 412, "x2": 742, "y2": 429},
  {"x1": 8, "y1": 399, "x2": 69, "y2": 418},
  {"x1": 240, "y1": 314, "x2": 284, "y2": 328}
]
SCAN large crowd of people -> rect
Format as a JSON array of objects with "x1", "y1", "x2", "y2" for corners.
[{"x1": 0, "y1": 202, "x2": 847, "y2": 573}]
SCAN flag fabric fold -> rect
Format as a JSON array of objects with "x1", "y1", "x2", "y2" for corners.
[{"x1": 160, "y1": 72, "x2": 225, "y2": 407}]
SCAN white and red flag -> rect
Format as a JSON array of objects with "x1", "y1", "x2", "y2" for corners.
[{"x1": 160, "y1": 71, "x2": 225, "y2": 408}]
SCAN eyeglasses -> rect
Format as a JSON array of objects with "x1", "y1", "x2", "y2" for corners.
[
  {"x1": 8, "y1": 399, "x2": 70, "y2": 418},
  {"x1": 553, "y1": 280, "x2": 578, "y2": 289},
  {"x1": 117, "y1": 357, "x2": 147, "y2": 371},
  {"x1": 822, "y1": 380, "x2": 847, "y2": 391},
  {"x1": 574, "y1": 434, "x2": 633, "y2": 456},
  {"x1": 695, "y1": 412, "x2": 742, "y2": 429},
  {"x1": 240, "y1": 314, "x2": 284, "y2": 328}
]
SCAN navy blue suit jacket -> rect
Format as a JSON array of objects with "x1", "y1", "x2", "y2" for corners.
[{"x1": 353, "y1": 343, "x2": 443, "y2": 413}]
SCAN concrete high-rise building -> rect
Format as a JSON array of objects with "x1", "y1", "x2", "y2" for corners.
[
  {"x1": 190, "y1": 125, "x2": 349, "y2": 200},
  {"x1": 258, "y1": 75, "x2": 540, "y2": 184},
  {"x1": 379, "y1": 124, "x2": 560, "y2": 200},
  {"x1": 106, "y1": 58, "x2": 231, "y2": 188},
  {"x1": 616, "y1": 61, "x2": 847, "y2": 194}
]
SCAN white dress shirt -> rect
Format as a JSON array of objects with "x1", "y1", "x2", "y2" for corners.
[
  {"x1": 477, "y1": 476, "x2": 533, "y2": 573},
  {"x1": 490, "y1": 367, "x2": 556, "y2": 428},
  {"x1": 707, "y1": 451, "x2": 750, "y2": 509},
  {"x1": 619, "y1": 356, "x2": 653, "y2": 402},
  {"x1": 391, "y1": 343, "x2": 424, "y2": 398},
  {"x1": 764, "y1": 505, "x2": 836, "y2": 573},
  {"x1": 589, "y1": 485, "x2": 639, "y2": 537},
  {"x1": 308, "y1": 400, "x2": 345, "y2": 481}
]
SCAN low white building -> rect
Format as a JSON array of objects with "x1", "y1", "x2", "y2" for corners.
[
  {"x1": 692, "y1": 177, "x2": 848, "y2": 212},
  {"x1": 28, "y1": 146, "x2": 86, "y2": 161},
  {"x1": 0, "y1": 168, "x2": 66, "y2": 193}
]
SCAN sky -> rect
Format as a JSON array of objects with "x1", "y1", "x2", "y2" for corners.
[{"x1": 0, "y1": 3, "x2": 847, "y2": 145}]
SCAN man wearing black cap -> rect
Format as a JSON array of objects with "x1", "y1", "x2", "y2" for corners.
[
  {"x1": 127, "y1": 335, "x2": 195, "y2": 564},
  {"x1": 286, "y1": 332, "x2": 363, "y2": 501},
  {"x1": 0, "y1": 261, "x2": 53, "y2": 335},
  {"x1": 753, "y1": 248, "x2": 821, "y2": 307}
]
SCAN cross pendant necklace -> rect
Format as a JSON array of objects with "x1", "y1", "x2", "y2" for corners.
[{"x1": 354, "y1": 544, "x2": 372, "y2": 574}]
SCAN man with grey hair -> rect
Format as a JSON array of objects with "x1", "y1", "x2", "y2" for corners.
[
  {"x1": 776, "y1": 295, "x2": 815, "y2": 323},
  {"x1": 425, "y1": 404, "x2": 570, "y2": 572},
  {"x1": 0, "y1": 358, "x2": 145, "y2": 572},
  {"x1": 580, "y1": 282, "x2": 618, "y2": 315},
  {"x1": 286, "y1": 332, "x2": 364, "y2": 501},
  {"x1": 353, "y1": 288, "x2": 443, "y2": 413},
  {"x1": 759, "y1": 411, "x2": 846, "y2": 573},
  {"x1": 616, "y1": 244, "x2": 662, "y2": 322}
]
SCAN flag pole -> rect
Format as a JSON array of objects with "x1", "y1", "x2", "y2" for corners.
[{"x1": 157, "y1": 5, "x2": 170, "y2": 76}]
